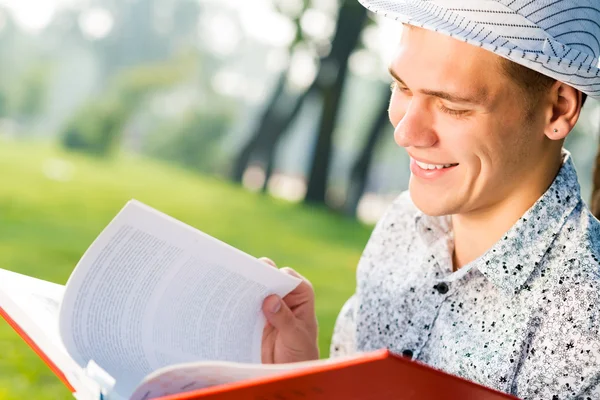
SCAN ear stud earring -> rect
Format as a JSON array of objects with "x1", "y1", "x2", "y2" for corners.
[{"x1": 553, "y1": 128, "x2": 559, "y2": 133}]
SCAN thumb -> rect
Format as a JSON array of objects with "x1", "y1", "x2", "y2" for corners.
[{"x1": 262, "y1": 294, "x2": 296, "y2": 332}]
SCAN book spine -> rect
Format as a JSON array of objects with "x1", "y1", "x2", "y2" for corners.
[{"x1": 0, "y1": 306, "x2": 75, "y2": 393}]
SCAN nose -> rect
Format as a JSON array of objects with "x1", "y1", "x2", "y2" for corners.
[{"x1": 393, "y1": 98, "x2": 438, "y2": 149}]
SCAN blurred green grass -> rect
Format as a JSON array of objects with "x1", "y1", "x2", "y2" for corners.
[{"x1": 0, "y1": 138, "x2": 373, "y2": 400}]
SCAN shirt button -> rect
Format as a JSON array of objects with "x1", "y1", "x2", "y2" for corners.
[
  {"x1": 402, "y1": 349, "x2": 413, "y2": 359},
  {"x1": 434, "y1": 282, "x2": 449, "y2": 294}
]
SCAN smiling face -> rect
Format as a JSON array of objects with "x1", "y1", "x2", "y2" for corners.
[{"x1": 388, "y1": 25, "x2": 562, "y2": 217}]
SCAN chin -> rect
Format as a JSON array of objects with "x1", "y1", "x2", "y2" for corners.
[{"x1": 409, "y1": 181, "x2": 456, "y2": 217}]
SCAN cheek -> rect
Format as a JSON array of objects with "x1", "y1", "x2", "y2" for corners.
[
  {"x1": 455, "y1": 124, "x2": 513, "y2": 185},
  {"x1": 439, "y1": 122, "x2": 490, "y2": 171}
]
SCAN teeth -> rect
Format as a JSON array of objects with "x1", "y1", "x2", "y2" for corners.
[{"x1": 415, "y1": 160, "x2": 456, "y2": 170}]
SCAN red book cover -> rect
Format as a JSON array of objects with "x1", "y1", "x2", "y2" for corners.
[
  {"x1": 155, "y1": 350, "x2": 517, "y2": 400},
  {"x1": 0, "y1": 305, "x2": 75, "y2": 393},
  {"x1": 1, "y1": 307, "x2": 517, "y2": 400}
]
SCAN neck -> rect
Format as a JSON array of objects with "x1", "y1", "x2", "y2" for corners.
[{"x1": 451, "y1": 152, "x2": 563, "y2": 271}]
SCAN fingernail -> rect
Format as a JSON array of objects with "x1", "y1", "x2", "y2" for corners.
[{"x1": 269, "y1": 297, "x2": 281, "y2": 314}]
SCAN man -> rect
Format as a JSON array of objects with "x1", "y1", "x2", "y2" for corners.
[{"x1": 260, "y1": 1, "x2": 600, "y2": 398}]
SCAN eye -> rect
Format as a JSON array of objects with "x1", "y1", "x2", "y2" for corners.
[
  {"x1": 390, "y1": 81, "x2": 410, "y2": 94},
  {"x1": 439, "y1": 104, "x2": 469, "y2": 118}
]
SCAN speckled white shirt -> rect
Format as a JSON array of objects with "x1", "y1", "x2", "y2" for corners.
[{"x1": 331, "y1": 151, "x2": 600, "y2": 399}]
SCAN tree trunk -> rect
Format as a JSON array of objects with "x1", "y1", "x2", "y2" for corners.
[
  {"x1": 231, "y1": 73, "x2": 287, "y2": 183},
  {"x1": 304, "y1": 2, "x2": 368, "y2": 205},
  {"x1": 344, "y1": 92, "x2": 390, "y2": 215},
  {"x1": 231, "y1": 71, "x2": 318, "y2": 185},
  {"x1": 261, "y1": 86, "x2": 316, "y2": 192}
]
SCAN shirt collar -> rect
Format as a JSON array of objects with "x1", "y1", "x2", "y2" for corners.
[{"x1": 414, "y1": 150, "x2": 582, "y2": 296}]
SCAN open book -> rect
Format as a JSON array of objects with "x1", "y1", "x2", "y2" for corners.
[
  {"x1": 0, "y1": 200, "x2": 303, "y2": 399},
  {"x1": 0, "y1": 200, "x2": 517, "y2": 400}
]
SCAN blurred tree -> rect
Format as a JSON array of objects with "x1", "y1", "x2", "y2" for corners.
[
  {"x1": 61, "y1": 60, "x2": 191, "y2": 156},
  {"x1": 84, "y1": 0, "x2": 201, "y2": 84},
  {"x1": 0, "y1": 9, "x2": 11, "y2": 118},
  {"x1": 232, "y1": 0, "x2": 369, "y2": 207},
  {"x1": 231, "y1": 72, "x2": 317, "y2": 189},
  {"x1": 230, "y1": 0, "x2": 312, "y2": 186},
  {"x1": 144, "y1": 106, "x2": 235, "y2": 174},
  {"x1": 94, "y1": 0, "x2": 165, "y2": 70},
  {"x1": 61, "y1": 97, "x2": 130, "y2": 156},
  {"x1": 0, "y1": 8, "x2": 39, "y2": 122},
  {"x1": 344, "y1": 83, "x2": 391, "y2": 215},
  {"x1": 0, "y1": 92, "x2": 7, "y2": 118},
  {"x1": 304, "y1": 1, "x2": 368, "y2": 204},
  {"x1": 14, "y1": 63, "x2": 53, "y2": 122},
  {"x1": 170, "y1": 0, "x2": 203, "y2": 43}
]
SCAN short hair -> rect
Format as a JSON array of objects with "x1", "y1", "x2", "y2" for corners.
[{"x1": 499, "y1": 58, "x2": 588, "y2": 114}]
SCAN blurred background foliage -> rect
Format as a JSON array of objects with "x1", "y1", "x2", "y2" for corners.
[
  {"x1": 0, "y1": 0, "x2": 426, "y2": 222},
  {"x1": 0, "y1": 0, "x2": 598, "y2": 398},
  {"x1": 1, "y1": 0, "x2": 597, "y2": 216}
]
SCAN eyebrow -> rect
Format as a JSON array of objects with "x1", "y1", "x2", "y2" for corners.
[{"x1": 388, "y1": 67, "x2": 488, "y2": 105}]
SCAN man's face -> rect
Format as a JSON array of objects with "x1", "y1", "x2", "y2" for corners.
[{"x1": 388, "y1": 26, "x2": 551, "y2": 217}]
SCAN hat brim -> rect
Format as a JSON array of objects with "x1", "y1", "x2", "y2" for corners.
[{"x1": 359, "y1": 0, "x2": 600, "y2": 100}]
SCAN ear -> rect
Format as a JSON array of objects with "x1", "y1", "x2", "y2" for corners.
[{"x1": 544, "y1": 81, "x2": 583, "y2": 140}]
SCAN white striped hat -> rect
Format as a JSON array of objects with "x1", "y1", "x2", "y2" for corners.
[{"x1": 358, "y1": 0, "x2": 600, "y2": 99}]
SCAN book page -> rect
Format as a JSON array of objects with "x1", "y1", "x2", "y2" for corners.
[
  {"x1": 0, "y1": 269, "x2": 97, "y2": 396},
  {"x1": 58, "y1": 200, "x2": 301, "y2": 399},
  {"x1": 130, "y1": 358, "x2": 338, "y2": 400}
]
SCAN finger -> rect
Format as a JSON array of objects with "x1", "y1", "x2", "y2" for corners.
[
  {"x1": 259, "y1": 257, "x2": 277, "y2": 268},
  {"x1": 280, "y1": 267, "x2": 314, "y2": 291},
  {"x1": 280, "y1": 267, "x2": 307, "y2": 281},
  {"x1": 262, "y1": 294, "x2": 296, "y2": 333}
]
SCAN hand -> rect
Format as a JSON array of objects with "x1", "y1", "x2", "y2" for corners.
[{"x1": 260, "y1": 257, "x2": 319, "y2": 364}]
